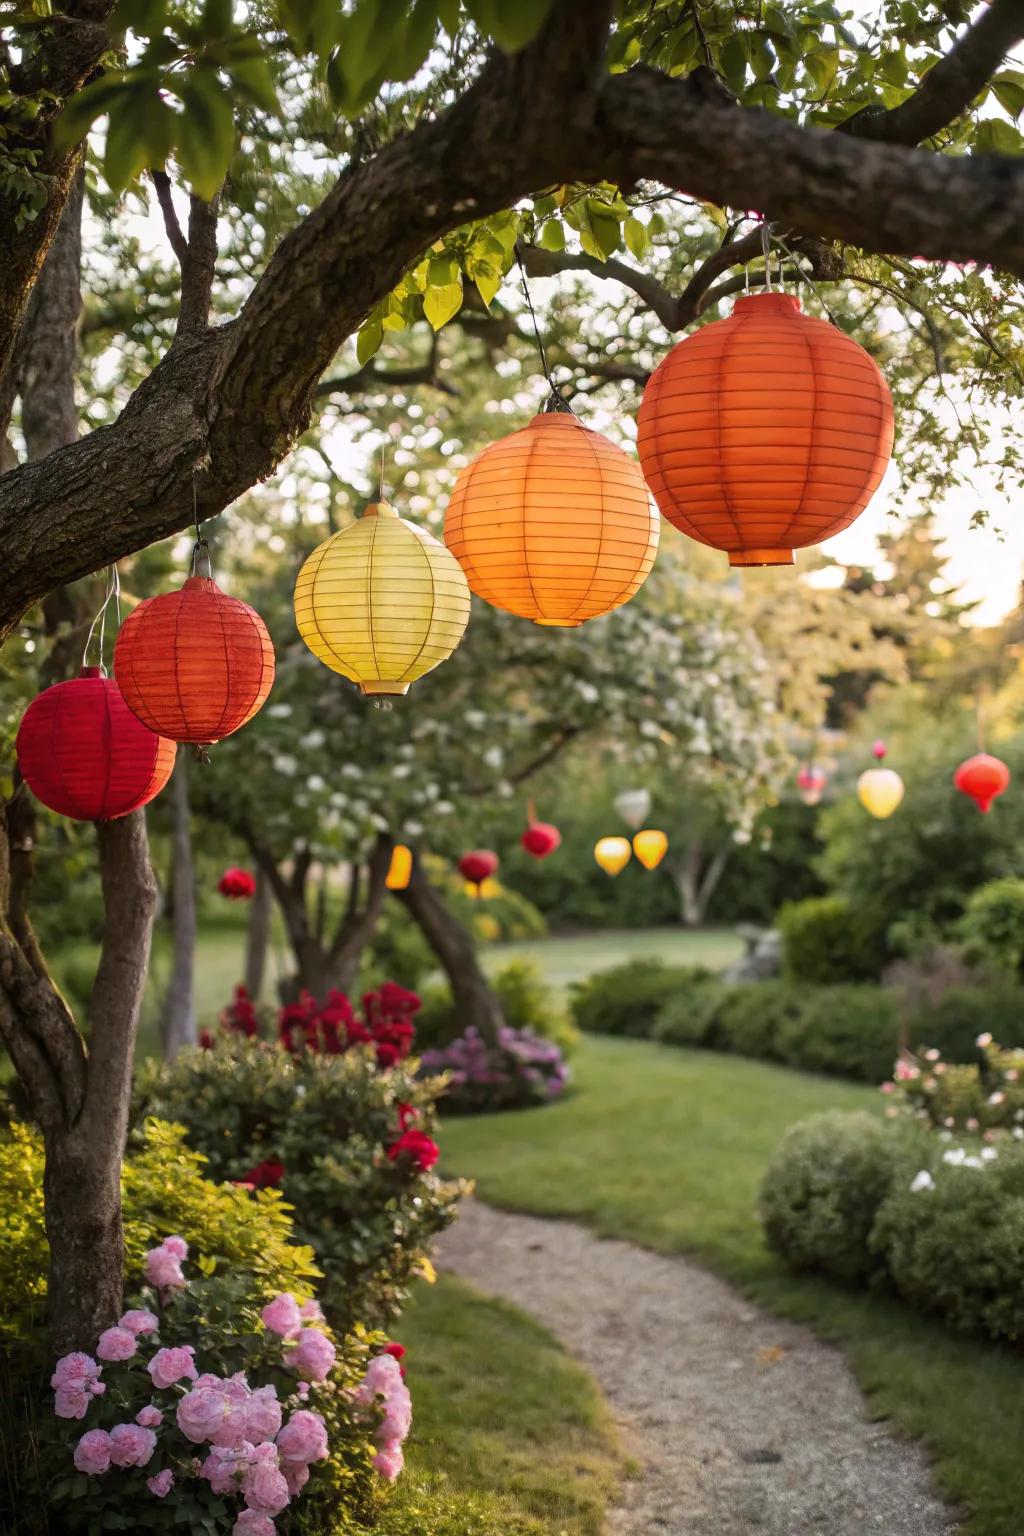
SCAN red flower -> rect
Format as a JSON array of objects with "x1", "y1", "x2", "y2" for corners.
[
  {"x1": 396, "y1": 1102, "x2": 417, "y2": 1131},
  {"x1": 376, "y1": 1042, "x2": 401, "y2": 1070},
  {"x1": 378, "y1": 982, "x2": 422, "y2": 1017},
  {"x1": 381, "y1": 1341, "x2": 406, "y2": 1377},
  {"x1": 218, "y1": 867, "x2": 257, "y2": 900},
  {"x1": 220, "y1": 983, "x2": 260, "y2": 1039},
  {"x1": 240, "y1": 1156, "x2": 284, "y2": 1189},
  {"x1": 387, "y1": 1130, "x2": 439, "y2": 1172},
  {"x1": 346, "y1": 1018, "x2": 372, "y2": 1046},
  {"x1": 199, "y1": 1028, "x2": 215, "y2": 1050}
]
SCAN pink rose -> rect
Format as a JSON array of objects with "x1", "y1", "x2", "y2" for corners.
[
  {"x1": 233, "y1": 1512, "x2": 277, "y2": 1536},
  {"x1": 295, "y1": 1382, "x2": 310, "y2": 1401},
  {"x1": 162, "y1": 1235, "x2": 189, "y2": 1259},
  {"x1": 282, "y1": 1460, "x2": 309, "y2": 1496},
  {"x1": 243, "y1": 1446, "x2": 290, "y2": 1516},
  {"x1": 178, "y1": 1386, "x2": 230, "y2": 1444},
  {"x1": 245, "y1": 1385, "x2": 282, "y2": 1445},
  {"x1": 136, "y1": 1405, "x2": 162, "y2": 1428},
  {"x1": 120, "y1": 1309, "x2": 159, "y2": 1336},
  {"x1": 73, "y1": 1428, "x2": 112, "y2": 1475},
  {"x1": 194, "y1": 1372, "x2": 224, "y2": 1390},
  {"x1": 224, "y1": 1373, "x2": 250, "y2": 1400},
  {"x1": 284, "y1": 1329, "x2": 335, "y2": 1383},
  {"x1": 276, "y1": 1410, "x2": 328, "y2": 1465},
  {"x1": 299, "y1": 1299, "x2": 325, "y2": 1325},
  {"x1": 109, "y1": 1423, "x2": 157, "y2": 1468},
  {"x1": 97, "y1": 1327, "x2": 138, "y2": 1363},
  {"x1": 147, "y1": 1469, "x2": 174, "y2": 1497},
  {"x1": 373, "y1": 1441, "x2": 404, "y2": 1481},
  {"x1": 145, "y1": 1245, "x2": 185, "y2": 1290},
  {"x1": 149, "y1": 1345, "x2": 197, "y2": 1390},
  {"x1": 379, "y1": 1399, "x2": 412, "y2": 1442},
  {"x1": 54, "y1": 1385, "x2": 90, "y2": 1420},
  {"x1": 261, "y1": 1293, "x2": 303, "y2": 1340},
  {"x1": 202, "y1": 1445, "x2": 243, "y2": 1495},
  {"x1": 51, "y1": 1352, "x2": 100, "y2": 1390},
  {"x1": 90, "y1": 1382, "x2": 106, "y2": 1396},
  {"x1": 211, "y1": 1394, "x2": 251, "y2": 1451}
]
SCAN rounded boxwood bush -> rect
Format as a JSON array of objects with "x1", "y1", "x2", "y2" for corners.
[
  {"x1": 958, "y1": 876, "x2": 1024, "y2": 980},
  {"x1": 777, "y1": 894, "x2": 886, "y2": 984},
  {"x1": 759, "y1": 1110, "x2": 907, "y2": 1284}
]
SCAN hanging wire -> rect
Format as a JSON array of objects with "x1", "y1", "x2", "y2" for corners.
[
  {"x1": 82, "y1": 565, "x2": 121, "y2": 673},
  {"x1": 514, "y1": 243, "x2": 574, "y2": 414},
  {"x1": 190, "y1": 468, "x2": 214, "y2": 578},
  {"x1": 379, "y1": 439, "x2": 387, "y2": 502},
  {"x1": 766, "y1": 224, "x2": 843, "y2": 327},
  {"x1": 760, "y1": 221, "x2": 774, "y2": 293}
]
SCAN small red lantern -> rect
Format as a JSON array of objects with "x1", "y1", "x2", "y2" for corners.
[
  {"x1": 114, "y1": 565, "x2": 274, "y2": 748},
  {"x1": 796, "y1": 764, "x2": 827, "y2": 807},
  {"x1": 521, "y1": 822, "x2": 561, "y2": 859},
  {"x1": 218, "y1": 867, "x2": 257, "y2": 899},
  {"x1": 458, "y1": 849, "x2": 499, "y2": 893},
  {"x1": 954, "y1": 753, "x2": 1010, "y2": 814},
  {"x1": 16, "y1": 668, "x2": 176, "y2": 821}
]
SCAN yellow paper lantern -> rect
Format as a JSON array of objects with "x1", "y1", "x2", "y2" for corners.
[
  {"x1": 386, "y1": 844, "x2": 413, "y2": 891},
  {"x1": 444, "y1": 410, "x2": 659, "y2": 626},
  {"x1": 632, "y1": 828, "x2": 668, "y2": 870},
  {"x1": 594, "y1": 836, "x2": 632, "y2": 876},
  {"x1": 857, "y1": 767, "x2": 905, "y2": 819},
  {"x1": 294, "y1": 502, "x2": 470, "y2": 696}
]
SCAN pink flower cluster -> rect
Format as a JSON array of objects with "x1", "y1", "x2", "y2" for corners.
[
  {"x1": 144, "y1": 1234, "x2": 189, "y2": 1290},
  {"x1": 354, "y1": 1351, "x2": 412, "y2": 1481},
  {"x1": 261, "y1": 1292, "x2": 337, "y2": 1382}
]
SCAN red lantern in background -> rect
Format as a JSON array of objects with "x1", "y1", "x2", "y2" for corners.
[
  {"x1": 954, "y1": 753, "x2": 1011, "y2": 814},
  {"x1": 114, "y1": 565, "x2": 275, "y2": 748},
  {"x1": 458, "y1": 849, "x2": 499, "y2": 893},
  {"x1": 796, "y1": 764, "x2": 827, "y2": 807},
  {"x1": 522, "y1": 822, "x2": 561, "y2": 859},
  {"x1": 219, "y1": 867, "x2": 257, "y2": 899},
  {"x1": 16, "y1": 669, "x2": 176, "y2": 821}
]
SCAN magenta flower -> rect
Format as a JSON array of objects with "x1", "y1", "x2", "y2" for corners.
[
  {"x1": 276, "y1": 1409, "x2": 328, "y2": 1465},
  {"x1": 299, "y1": 1299, "x2": 325, "y2": 1325},
  {"x1": 162, "y1": 1235, "x2": 188, "y2": 1259},
  {"x1": 119, "y1": 1309, "x2": 159, "y2": 1336},
  {"x1": 109, "y1": 1423, "x2": 157, "y2": 1468},
  {"x1": 201, "y1": 1444, "x2": 244, "y2": 1495},
  {"x1": 284, "y1": 1328, "x2": 336, "y2": 1383},
  {"x1": 136, "y1": 1405, "x2": 162, "y2": 1428},
  {"x1": 148, "y1": 1345, "x2": 198, "y2": 1390},
  {"x1": 73, "y1": 1428, "x2": 112, "y2": 1475},
  {"x1": 97, "y1": 1327, "x2": 138, "y2": 1363},
  {"x1": 147, "y1": 1469, "x2": 174, "y2": 1497},
  {"x1": 260, "y1": 1293, "x2": 303, "y2": 1340}
]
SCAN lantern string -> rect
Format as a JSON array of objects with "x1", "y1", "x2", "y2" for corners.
[
  {"x1": 760, "y1": 221, "x2": 773, "y2": 293},
  {"x1": 514, "y1": 244, "x2": 574, "y2": 414},
  {"x1": 82, "y1": 565, "x2": 121, "y2": 673},
  {"x1": 766, "y1": 225, "x2": 842, "y2": 327}
]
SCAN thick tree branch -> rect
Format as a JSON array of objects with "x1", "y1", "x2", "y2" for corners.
[
  {"x1": 180, "y1": 192, "x2": 221, "y2": 336},
  {"x1": 845, "y1": 0, "x2": 1024, "y2": 146},
  {"x1": 151, "y1": 170, "x2": 190, "y2": 266},
  {"x1": 520, "y1": 243, "x2": 684, "y2": 328}
]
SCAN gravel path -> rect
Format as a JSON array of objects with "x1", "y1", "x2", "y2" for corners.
[{"x1": 438, "y1": 1201, "x2": 959, "y2": 1536}]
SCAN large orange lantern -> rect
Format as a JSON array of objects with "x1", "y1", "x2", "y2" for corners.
[
  {"x1": 444, "y1": 408, "x2": 659, "y2": 625},
  {"x1": 594, "y1": 836, "x2": 632, "y2": 876},
  {"x1": 637, "y1": 292, "x2": 893, "y2": 567},
  {"x1": 954, "y1": 753, "x2": 1010, "y2": 814},
  {"x1": 632, "y1": 829, "x2": 668, "y2": 870}
]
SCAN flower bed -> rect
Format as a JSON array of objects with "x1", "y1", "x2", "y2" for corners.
[{"x1": 420, "y1": 1025, "x2": 569, "y2": 1114}]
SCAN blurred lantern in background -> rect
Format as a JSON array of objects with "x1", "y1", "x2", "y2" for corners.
[
  {"x1": 632, "y1": 828, "x2": 669, "y2": 870},
  {"x1": 613, "y1": 787, "x2": 651, "y2": 830},
  {"x1": 458, "y1": 849, "x2": 499, "y2": 895},
  {"x1": 954, "y1": 753, "x2": 1011, "y2": 814},
  {"x1": 219, "y1": 867, "x2": 257, "y2": 899},
  {"x1": 594, "y1": 836, "x2": 632, "y2": 876},
  {"x1": 521, "y1": 812, "x2": 561, "y2": 860},
  {"x1": 386, "y1": 844, "x2": 414, "y2": 890},
  {"x1": 796, "y1": 764, "x2": 827, "y2": 807},
  {"x1": 857, "y1": 740, "x2": 905, "y2": 819}
]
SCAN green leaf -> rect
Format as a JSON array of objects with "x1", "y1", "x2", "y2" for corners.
[
  {"x1": 476, "y1": 0, "x2": 553, "y2": 53},
  {"x1": 114, "y1": 0, "x2": 166, "y2": 37},
  {"x1": 578, "y1": 197, "x2": 622, "y2": 261},
  {"x1": 226, "y1": 52, "x2": 280, "y2": 115},
  {"x1": 623, "y1": 214, "x2": 649, "y2": 261},
  {"x1": 719, "y1": 36, "x2": 747, "y2": 90},
  {"x1": 467, "y1": 255, "x2": 501, "y2": 307},
  {"x1": 536, "y1": 218, "x2": 565, "y2": 252},
  {"x1": 749, "y1": 33, "x2": 775, "y2": 83},
  {"x1": 437, "y1": 0, "x2": 460, "y2": 37},
  {"x1": 805, "y1": 46, "x2": 839, "y2": 96},
  {"x1": 175, "y1": 71, "x2": 236, "y2": 199},
  {"x1": 991, "y1": 71, "x2": 1024, "y2": 121},
  {"x1": 974, "y1": 118, "x2": 1024, "y2": 155},
  {"x1": 428, "y1": 252, "x2": 459, "y2": 286},
  {"x1": 104, "y1": 85, "x2": 172, "y2": 190},
  {"x1": 54, "y1": 74, "x2": 130, "y2": 151},
  {"x1": 422, "y1": 276, "x2": 463, "y2": 330},
  {"x1": 647, "y1": 211, "x2": 667, "y2": 238},
  {"x1": 201, "y1": 0, "x2": 233, "y2": 38}
]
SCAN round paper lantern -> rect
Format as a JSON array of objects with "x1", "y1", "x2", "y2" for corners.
[
  {"x1": 386, "y1": 844, "x2": 414, "y2": 890},
  {"x1": 444, "y1": 410, "x2": 659, "y2": 626},
  {"x1": 219, "y1": 867, "x2": 256, "y2": 899},
  {"x1": 16, "y1": 668, "x2": 176, "y2": 821},
  {"x1": 614, "y1": 787, "x2": 651, "y2": 830},
  {"x1": 114, "y1": 573, "x2": 274, "y2": 746},
  {"x1": 857, "y1": 767, "x2": 905, "y2": 820},
  {"x1": 954, "y1": 753, "x2": 1010, "y2": 814},
  {"x1": 632, "y1": 828, "x2": 668, "y2": 870},
  {"x1": 594, "y1": 836, "x2": 632, "y2": 877},
  {"x1": 796, "y1": 765, "x2": 827, "y2": 807},
  {"x1": 637, "y1": 293, "x2": 893, "y2": 567},
  {"x1": 522, "y1": 821, "x2": 561, "y2": 859},
  {"x1": 294, "y1": 502, "x2": 470, "y2": 697},
  {"x1": 458, "y1": 849, "x2": 499, "y2": 892}
]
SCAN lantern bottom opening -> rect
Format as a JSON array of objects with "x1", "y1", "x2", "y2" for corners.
[
  {"x1": 727, "y1": 548, "x2": 795, "y2": 568},
  {"x1": 532, "y1": 618, "x2": 584, "y2": 628},
  {"x1": 359, "y1": 682, "x2": 411, "y2": 697}
]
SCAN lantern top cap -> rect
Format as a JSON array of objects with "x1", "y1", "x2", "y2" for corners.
[
  {"x1": 733, "y1": 292, "x2": 802, "y2": 315},
  {"x1": 182, "y1": 574, "x2": 219, "y2": 592},
  {"x1": 361, "y1": 500, "x2": 399, "y2": 520},
  {"x1": 79, "y1": 665, "x2": 104, "y2": 679}
]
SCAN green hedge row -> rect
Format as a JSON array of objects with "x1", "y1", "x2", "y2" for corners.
[
  {"x1": 759, "y1": 1111, "x2": 1024, "y2": 1344},
  {"x1": 570, "y1": 959, "x2": 1023, "y2": 1084}
]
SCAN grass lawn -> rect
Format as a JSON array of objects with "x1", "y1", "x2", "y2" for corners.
[
  {"x1": 381, "y1": 1272, "x2": 629, "y2": 1535},
  {"x1": 438, "y1": 1036, "x2": 1024, "y2": 1536}
]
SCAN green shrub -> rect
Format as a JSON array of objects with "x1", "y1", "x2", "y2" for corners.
[
  {"x1": 136, "y1": 1041, "x2": 466, "y2": 1328},
  {"x1": 652, "y1": 978, "x2": 727, "y2": 1048},
  {"x1": 777, "y1": 894, "x2": 885, "y2": 984},
  {"x1": 570, "y1": 959, "x2": 712, "y2": 1037},
  {"x1": 360, "y1": 904, "x2": 435, "y2": 991},
  {"x1": 413, "y1": 960, "x2": 578, "y2": 1056},
  {"x1": 904, "y1": 983, "x2": 1024, "y2": 1060},
  {"x1": 759, "y1": 1111, "x2": 909, "y2": 1284},
  {"x1": 958, "y1": 877, "x2": 1024, "y2": 979},
  {"x1": 773, "y1": 986, "x2": 900, "y2": 1083}
]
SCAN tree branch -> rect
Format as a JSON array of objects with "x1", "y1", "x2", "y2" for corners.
[
  {"x1": 519, "y1": 242, "x2": 684, "y2": 328},
  {"x1": 151, "y1": 170, "x2": 190, "y2": 266},
  {"x1": 180, "y1": 192, "x2": 220, "y2": 336}
]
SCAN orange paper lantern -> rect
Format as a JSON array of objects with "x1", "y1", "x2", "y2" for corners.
[
  {"x1": 114, "y1": 573, "x2": 274, "y2": 746},
  {"x1": 386, "y1": 844, "x2": 414, "y2": 890},
  {"x1": 637, "y1": 293, "x2": 893, "y2": 567},
  {"x1": 632, "y1": 828, "x2": 668, "y2": 870},
  {"x1": 444, "y1": 409, "x2": 659, "y2": 626}
]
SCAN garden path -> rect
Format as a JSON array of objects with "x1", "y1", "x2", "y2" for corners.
[{"x1": 438, "y1": 1200, "x2": 959, "y2": 1536}]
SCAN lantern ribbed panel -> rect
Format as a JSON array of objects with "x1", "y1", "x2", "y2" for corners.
[
  {"x1": 444, "y1": 413, "x2": 659, "y2": 626},
  {"x1": 16, "y1": 669, "x2": 176, "y2": 821},
  {"x1": 294, "y1": 503, "x2": 470, "y2": 696},
  {"x1": 637, "y1": 293, "x2": 894, "y2": 567},
  {"x1": 114, "y1": 576, "x2": 275, "y2": 745}
]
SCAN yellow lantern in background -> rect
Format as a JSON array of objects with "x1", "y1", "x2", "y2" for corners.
[
  {"x1": 594, "y1": 836, "x2": 632, "y2": 876},
  {"x1": 386, "y1": 844, "x2": 413, "y2": 891},
  {"x1": 294, "y1": 502, "x2": 470, "y2": 697},
  {"x1": 857, "y1": 768, "x2": 905, "y2": 819},
  {"x1": 632, "y1": 828, "x2": 668, "y2": 870}
]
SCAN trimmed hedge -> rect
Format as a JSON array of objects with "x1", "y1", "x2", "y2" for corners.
[
  {"x1": 777, "y1": 893, "x2": 887, "y2": 984},
  {"x1": 569, "y1": 958, "x2": 712, "y2": 1038}
]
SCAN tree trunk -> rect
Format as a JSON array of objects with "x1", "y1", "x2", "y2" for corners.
[
  {"x1": 159, "y1": 757, "x2": 197, "y2": 1058},
  {"x1": 244, "y1": 870, "x2": 272, "y2": 1001},
  {"x1": 326, "y1": 836, "x2": 392, "y2": 995},
  {"x1": 672, "y1": 840, "x2": 731, "y2": 928},
  {"x1": 396, "y1": 855, "x2": 505, "y2": 1044}
]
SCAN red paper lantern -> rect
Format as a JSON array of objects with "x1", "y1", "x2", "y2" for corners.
[
  {"x1": 954, "y1": 753, "x2": 1011, "y2": 814},
  {"x1": 114, "y1": 574, "x2": 275, "y2": 747},
  {"x1": 16, "y1": 668, "x2": 176, "y2": 821},
  {"x1": 521, "y1": 821, "x2": 561, "y2": 859},
  {"x1": 637, "y1": 293, "x2": 893, "y2": 567},
  {"x1": 218, "y1": 867, "x2": 257, "y2": 899},
  {"x1": 458, "y1": 849, "x2": 499, "y2": 891}
]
